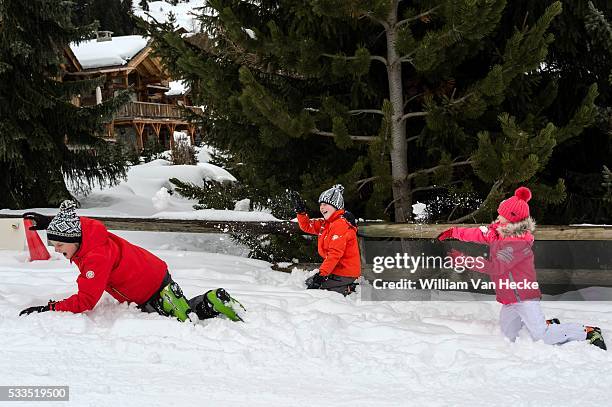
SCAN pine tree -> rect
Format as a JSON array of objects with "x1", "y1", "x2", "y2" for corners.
[
  {"x1": 142, "y1": 1, "x2": 598, "y2": 223},
  {"x1": 0, "y1": 0, "x2": 131, "y2": 208},
  {"x1": 73, "y1": 0, "x2": 137, "y2": 36},
  {"x1": 499, "y1": 0, "x2": 611, "y2": 224}
]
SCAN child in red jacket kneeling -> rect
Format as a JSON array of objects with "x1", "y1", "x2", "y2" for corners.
[{"x1": 293, "y1": 184, "x2": 361, "y2": 296}]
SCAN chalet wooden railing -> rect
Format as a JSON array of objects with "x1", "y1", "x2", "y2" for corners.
[{"x1": 115, "y1": 101, "x2": 202, "y2": 120}]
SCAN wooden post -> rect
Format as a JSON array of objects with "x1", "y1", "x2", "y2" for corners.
[
  {"x1": 133, "y1": 122, "x2": 145, "y2": 150},
  {"x1": 152, "y1": 123, "x2": 162, "y2": 138},
  {"x1": 188, "y1": 124, "x2": 196, "y2": 144},
  {"x1": 166, "y1": 123, "x2": 177, "y2": 149},
  {"x1": 107, "y1": 122, "x2": 114, "y2": 139}
]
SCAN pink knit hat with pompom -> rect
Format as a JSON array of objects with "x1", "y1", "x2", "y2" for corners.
[{"x1": 497, "y1": 187, "x2": 532, "y2": 222}]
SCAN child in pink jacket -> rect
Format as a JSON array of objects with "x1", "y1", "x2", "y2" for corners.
[{"x1": 438, "y1": 187, "x2": 606, "y2": 350}]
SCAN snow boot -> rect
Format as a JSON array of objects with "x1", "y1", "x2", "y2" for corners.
[
  {"x1": 193, "y1": 288, "x2": 245, "y2": 322},
  {"x1": 586, "y1": 326, "x2": 607, "y2": 351},
  {"x1": 159, "y1": 282, "x2": 193, "y2": 322}
]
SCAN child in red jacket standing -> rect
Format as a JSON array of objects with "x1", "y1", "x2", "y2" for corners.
[
  {"x1": 293, "y1": 184, "x2": 361, "y2": 296},
  {"x1": 19, "y1": 200, "x2": 243, "y2": 322},
  {"x1": 438, "y1": 187, "x2": 606, "y2": 350}
]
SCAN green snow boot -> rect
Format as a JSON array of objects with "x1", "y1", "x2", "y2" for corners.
[
  {"x1": 204, "y1": 288, "x2": 245, "y2": 322},
  {"x1": 159, "y1": 282, "x2": 193, "y2": 322},
  {"x1": 586, "y1": 326, "x2": 607, "y2": 351}
]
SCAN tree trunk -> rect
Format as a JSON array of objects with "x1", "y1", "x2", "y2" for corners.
[{"x1": 385, "y1": 1, "x2": 411, "y2": 222}]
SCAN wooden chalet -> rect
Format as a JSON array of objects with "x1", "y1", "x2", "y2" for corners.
[{"x1": 63, "y1": 32, "x2": 202, "y2": 150}]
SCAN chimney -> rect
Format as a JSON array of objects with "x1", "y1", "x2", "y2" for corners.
[{"x1": 96, "y1": 31, "x2": 113, "y2": 42}]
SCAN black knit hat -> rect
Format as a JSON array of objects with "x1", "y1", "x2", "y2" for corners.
[
  {"x1": 46, "y1": 200, "x2": 82, "y2": 243},
  {"x1": 318, "y1": 184, "x2": 345, "y2": 210}
]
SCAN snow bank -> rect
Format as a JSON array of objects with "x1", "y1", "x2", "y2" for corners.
[{"x1": 0, "y1": 154, "x2": 278, "y2": 222}]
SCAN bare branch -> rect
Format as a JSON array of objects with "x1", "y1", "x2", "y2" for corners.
[
  {"x1": 412, "y1": 181, "x2": 461, "y2": 194},
  {"x1": 406, "y1": 160, "x2": 473, "y2": 181},
  {"x1": 348, "y1": 109, "x2": 384, "y2": 116},
  {"x1": 395, "y1": 6, "x2": 441, "y2": 29},
  {"x1": 404, "y1": 92, "x2": 424, "y2": 109},
  {"x1": 400, "y1": 111, "x2": 428, "y2": 122},
  {"x1": 321, "y1": 53, "x2": 387, "y2": 65},
  {"x1": 384, "y1": 198, "x2": 399, "y2": 215},
  {"x1": 399, "y1": 93, "x2": 473, "y2": 124},
  {"x1": 356, "y1": 176, "x2": 379, "y2": 192},
  {"x1": 310, "y1": 128, "x2": 377, "y2": 142}
]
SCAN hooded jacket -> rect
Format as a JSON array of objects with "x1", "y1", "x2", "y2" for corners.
[
  {"x1": 450, "y1": 217, "x2": 541, "y2": 305},
  {"x1": 53, "y1": 217, "x2": 167, "y2": 313},
  {"x1": 297, "y1": 209, "x2": 361, "y2": 278}
]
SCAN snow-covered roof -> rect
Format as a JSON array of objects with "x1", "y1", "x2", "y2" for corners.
[
  {"x1": 165, "y1": 80, "x2": 190, "y2": 96},
  {"x1": 71, "y1": 35, "x2": 149, "y2": 70}
]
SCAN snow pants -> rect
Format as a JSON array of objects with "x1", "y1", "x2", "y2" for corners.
[
  {"x1": 306, "y1": 273, "x2": 357, "y2": 296},
  {"x1": 499, "y1": 300, "x2": 586, "y2": 345}
]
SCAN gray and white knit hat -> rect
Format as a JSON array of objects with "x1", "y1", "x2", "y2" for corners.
[
  {"x1": 318, "y1": 184, "x2": 345, "y2": 210},
  {"x1": 46, "y1": 200, "x2": 82, "y2": 243}
]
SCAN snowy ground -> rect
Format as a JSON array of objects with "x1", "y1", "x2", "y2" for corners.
[
  {"x1": 1, "y1": 146, "x2": 610, "y2": 405},
  {"x1": 2, "y1": 230, "x2": 611, "y2": 407}
]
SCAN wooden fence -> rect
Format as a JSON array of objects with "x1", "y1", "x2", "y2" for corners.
[{"x1": 2, "y1": 214, "x2": 610, "y2": 240}]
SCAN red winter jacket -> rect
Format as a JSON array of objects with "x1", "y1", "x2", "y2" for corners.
[
  {"x1": 53, "y1": 217, "x2": 167, "y2": 313},
  {"x1": 451, "y1": 222, "x2": 541, "y2": 305},
  {"x1": 297, "y1": 209, "x2": 361, "y2": 278}
]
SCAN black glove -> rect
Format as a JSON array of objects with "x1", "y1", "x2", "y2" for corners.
[
  {"x1": 22, "y1": 212, "x2": 53, "y2": 230},
  {"x1": 19, "y1": 300, "x2": 56, "y2": 316},
  {"x1": 289, "y1": 191, "x2": 307, "y2": 214},
  {"x1": 342, "y1": 210, "x2": 357, "y2": 227},
  {"x1": 306, "y1": 272, "x2": 328, "y2": 289}
]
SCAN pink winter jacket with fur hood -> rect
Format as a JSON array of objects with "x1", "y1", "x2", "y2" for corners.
[{"x1": 450, "y1": 218, "x2": 542, "y2": 304}]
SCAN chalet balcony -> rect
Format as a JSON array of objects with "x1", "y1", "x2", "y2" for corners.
[
  {"x1": 114, "y1": 101, "x2": 202, "y2": 121},
  {"x1": 107, "y1": 101, "x2": 203, "y2": 149}
]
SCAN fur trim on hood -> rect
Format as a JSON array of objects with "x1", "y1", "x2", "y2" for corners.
[{"x1": 498, "y1": 216, "x2": 536, "y2": 238}]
